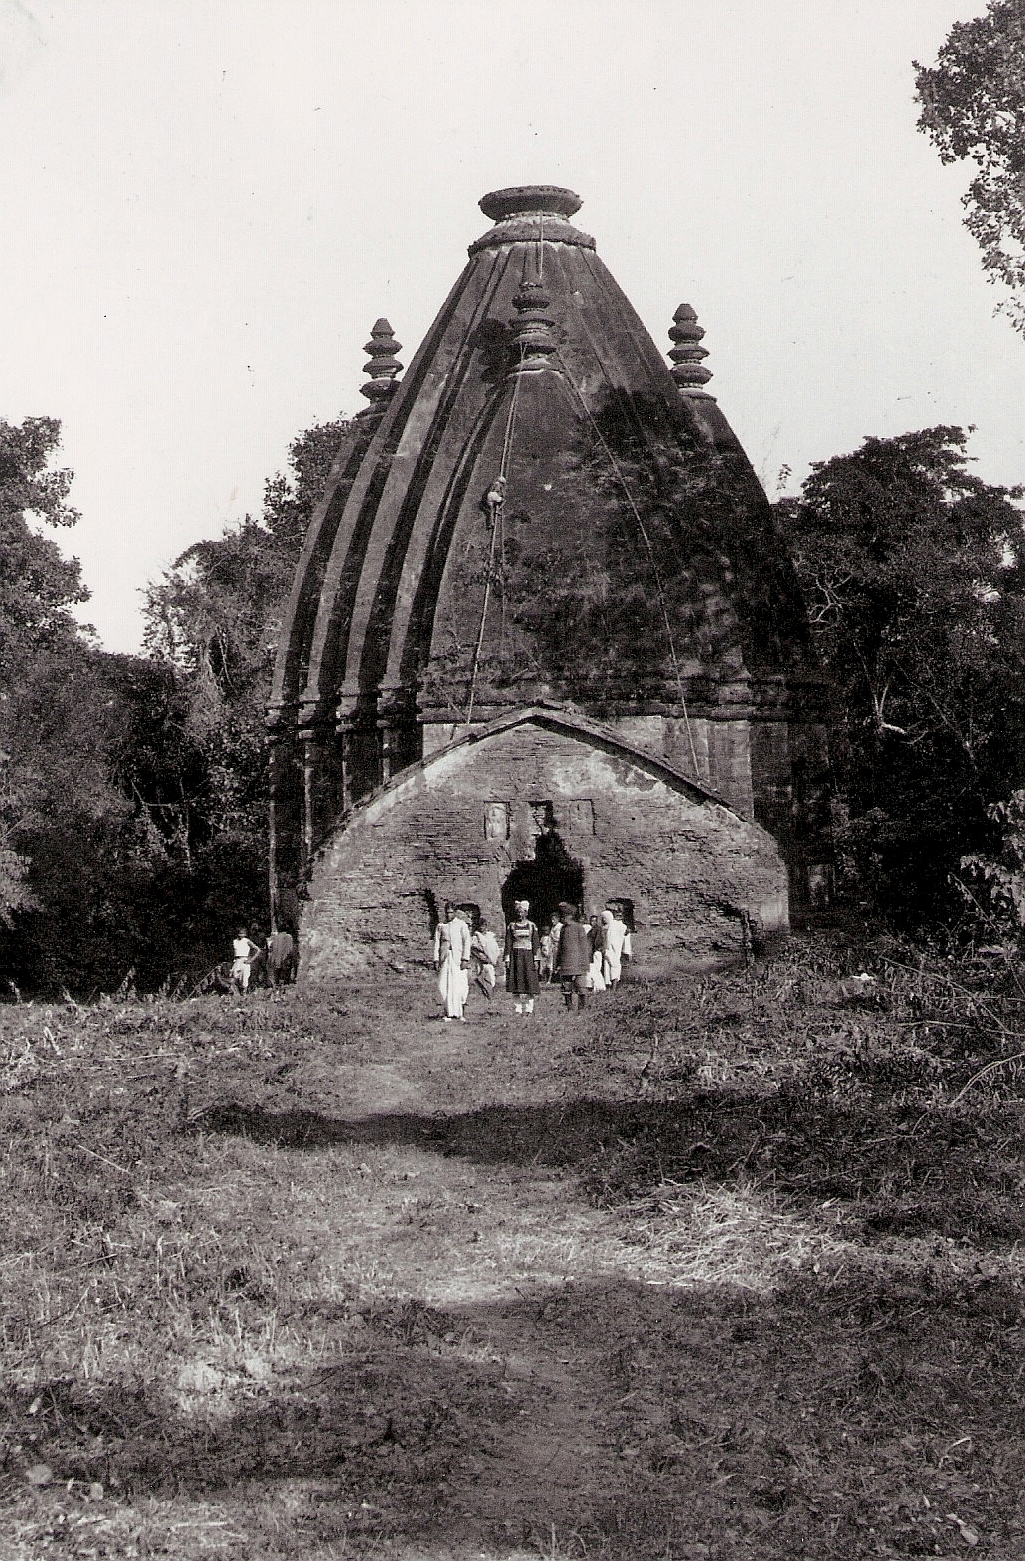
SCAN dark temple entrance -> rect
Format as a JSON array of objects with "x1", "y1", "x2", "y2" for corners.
[{"x1": 501, "y1": 831, "x2": 584, "y2": 933}]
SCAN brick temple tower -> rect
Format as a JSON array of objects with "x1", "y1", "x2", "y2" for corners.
[{"x1": 268, "y1": 186, "x2": 830, "y2": 979}]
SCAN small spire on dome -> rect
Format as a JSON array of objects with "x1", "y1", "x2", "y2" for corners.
[
  {"x1": 359, "y1": 317, "x2": 403, "y2": 408},
  {"x1": 668, "y1": 303, "x2": 714, "y2": 395},
  {"x1": 510, "y1": 255, "x2": 558, "y2": 362}
]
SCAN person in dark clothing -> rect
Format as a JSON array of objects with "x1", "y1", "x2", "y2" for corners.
[
  {"x1": 555, "y1": 901, "x2": 591, "y2": 1011},
  {"x1": 266, "y1": 929, "x2": 297, "y2": 986}
]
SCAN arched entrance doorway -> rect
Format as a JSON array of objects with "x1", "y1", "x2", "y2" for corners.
[{"x1": 501, "y1": 831, "x2": 584, "y2": 933}]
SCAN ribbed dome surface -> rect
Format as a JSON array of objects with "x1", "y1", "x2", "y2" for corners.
[{"x1": 270, "y1": 189, "x2": 818, "y2": 744}]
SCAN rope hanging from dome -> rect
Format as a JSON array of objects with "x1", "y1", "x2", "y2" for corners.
[
  {"x1": 464, "y1": 253, "x2": 558, "y2": 726},
  {"x1": 463, "y1": 343, "x2": 525, "y2": 727},
  {"x1": 464, "y1": 253, "x2": 699, "y2": 782}
]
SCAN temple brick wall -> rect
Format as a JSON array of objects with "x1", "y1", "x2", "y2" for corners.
[
  {"x1": 300, "y1": 717, "x2": 788, "y2": 984},
  {"x1": 424, "y1": 715, "x2": 757, "y2": 816}
]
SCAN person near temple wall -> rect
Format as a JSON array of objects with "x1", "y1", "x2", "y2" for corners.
[
  {"x1": 231, "y1": 928, "x2": 260, "y2": 994},
  {"x1": 471, "y1": 917, "x2": 502, "y2": 1002},
  {"x1": 504, "y1": 899, "x2": 540, "y2": 1016},
  {"x1": 556, "y1": 902, "x2": 591, "y2": 1012},
  {"x1": 433, "y1": 902, "x2": 471, "y2": 1021},
  {"x1": 602, "y1": 906, "x2": 630, "y2": 990},
  {"x1": 266, "y1": 929, "x2": 297, "y2": 986}
]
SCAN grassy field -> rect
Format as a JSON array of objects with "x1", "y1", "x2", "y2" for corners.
[{"x1": 1, "y1": 934, "x2": 1025, "y2": 1558}]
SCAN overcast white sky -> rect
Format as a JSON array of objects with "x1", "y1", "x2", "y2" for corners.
[{"x1": 1, "y1": 0, "x2": 1021, "y2": 652}]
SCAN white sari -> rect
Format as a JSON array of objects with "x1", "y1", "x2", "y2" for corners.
[
  {"x1": 602, "y1": 915, "x2": 628, "y2": 984},
  {"x1": 433, "y1": 917, "x2": 471, "y2": 1017}
]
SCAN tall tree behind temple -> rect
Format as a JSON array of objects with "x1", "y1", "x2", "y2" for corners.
[
  {"x1": 140, "y1": 417, "x2": 351, "y2": 884},
  {"x1": 0, "y1": 417, "x2": 90, "y2": 926},
  {"x1": 775, "y1": 427, "x2": 1025, "y2": 922},
  {"x1": 915, "y1": 0, "x2": 1025, "y2": 337}
]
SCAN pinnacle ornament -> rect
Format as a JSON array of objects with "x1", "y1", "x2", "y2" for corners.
[
  {"x1": 360, "y1": 318, "x2": 403, "y2": 405},
  {"x1": 668, "y1": 303, "x2": 713, "y2": 393}
]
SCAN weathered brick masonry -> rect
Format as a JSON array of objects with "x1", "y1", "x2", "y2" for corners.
[
  {"x1": 301, "y1": 712, "x2": 787, "y2": 982},
  {"x1": 268, "y1": 185, "x2": 831, "y2": 976}
]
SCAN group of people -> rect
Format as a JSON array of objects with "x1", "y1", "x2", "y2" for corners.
[
  {"x1": 432, "y1": 899, "x2": 632, "y2": 1022},
  {"x1": 230, "y1": 926, "x2": 297, "y2": 992}
]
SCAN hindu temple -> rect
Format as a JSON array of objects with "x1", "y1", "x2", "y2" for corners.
[{"x1": 267, "y1": 186, "x2": 830, "y2": 978}]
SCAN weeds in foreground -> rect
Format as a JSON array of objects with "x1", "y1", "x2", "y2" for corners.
[{"x1": 0, "y1": 936, "x2": 1024, "y2": 1556}]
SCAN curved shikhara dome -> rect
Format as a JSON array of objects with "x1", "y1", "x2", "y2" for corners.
[
  {"x1": 267, "y1": 187, "x2": 829, "y2": 930},
  {"x1": 270, "y1": 185, "x2": 817, "y2": 747}
]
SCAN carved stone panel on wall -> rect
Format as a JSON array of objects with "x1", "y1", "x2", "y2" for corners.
[
  {"x1": 561, "y1": 798, "x2": 596, "y2": 834},
  {"x1": 484, "y1": 801, "x2": 510, "y2": 840},
  {"x1": 529, "y1": 800, "x2": 555, "y2": 836}
]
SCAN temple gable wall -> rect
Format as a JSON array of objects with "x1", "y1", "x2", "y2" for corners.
[
  {"x1": 423, "y1": 714, "x2": 758, "y2": 819},
  {"x1": 300, "y1": 719, "x2": 788, "y2": 984}
]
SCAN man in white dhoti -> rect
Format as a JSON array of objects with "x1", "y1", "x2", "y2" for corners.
[
  {"x1": 601, "y1": 907, "x2": 629, "y2": 991},
  {"x1": 433, "y1": 902, "x2": 472, "y2": 1021}
]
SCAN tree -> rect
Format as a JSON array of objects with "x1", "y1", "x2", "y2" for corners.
[
  {"x1": 0, "y1": 416, "x2": 88, "y2": 667},
  {"x1": 0, "y1": 417, "x2": 91, "y2": 929},
  {"x1": 915, "y1": 1, "x2": 1025, "y2": 336},
  {"x1": 143, "y1": 416, "x2": 348, "y2": 705},
  {"x1": 142, "y1": 416, "x2": 350, "y2": 851},
  {"x1": 776, "y1": 427, "x2": 1025, "y2": 922},
  {"x1": 129, "y1": 416, "x2": 352, "y2": 969}
]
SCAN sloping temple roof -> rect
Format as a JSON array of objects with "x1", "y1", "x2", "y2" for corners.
[{"x1": 268, "y1": 185, "x2": 823, "y2": 744}]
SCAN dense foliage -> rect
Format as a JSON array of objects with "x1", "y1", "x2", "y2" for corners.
[
  {"x1": 915, "y1": 0, "x2": 1025, "y2": 336},
  {"x1": 776, "y1": 426, "x2": 1025, "y2": 925},
  {"x1": 0, "y1": 416, "x2": 349, "y2": 994},
  {"x1": 0, "y1": 417, "x2": 88, "y2": 927}
]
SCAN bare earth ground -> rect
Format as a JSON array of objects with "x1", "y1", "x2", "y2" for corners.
[{"x1": 2, "y1": 937, "x2": 1025, "y2": 1558}]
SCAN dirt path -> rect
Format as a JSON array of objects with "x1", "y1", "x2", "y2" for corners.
[
  {"x1": 197, "y1": 987, "x2": 800, "y2": 1558},
  {"x1": 7, "y1": 969, "x2": 1018, "y2": 1559}
]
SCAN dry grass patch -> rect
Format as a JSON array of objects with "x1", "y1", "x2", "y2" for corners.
[
  {"x1": 619, "y1": 1180, "x2": 856, "y2": 1294},
  {"x1": 2, "y1": 938, "x2": 1025, "y2": 1555}
]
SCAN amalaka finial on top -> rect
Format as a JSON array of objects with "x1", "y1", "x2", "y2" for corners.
[
  {"x1": 359, "y1": 318, "x2": 403, "y2": 410},
  {"x1": 479, "y1": 185, "x2": 582, "y2": 222},
  {"x1": 469, "y1": 185, "x2": 594, "y2": 255},
  {"x1": 668, "y1": 303, "x2": 714, "y2": 397}
]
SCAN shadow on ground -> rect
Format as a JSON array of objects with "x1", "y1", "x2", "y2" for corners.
[
  {"x1": 5, "y1": 1270, "x2": 1022, "y2": 1558},
  {"x1": 194, "y1": 1088, "x2": 1025, "y2": 1243}
]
